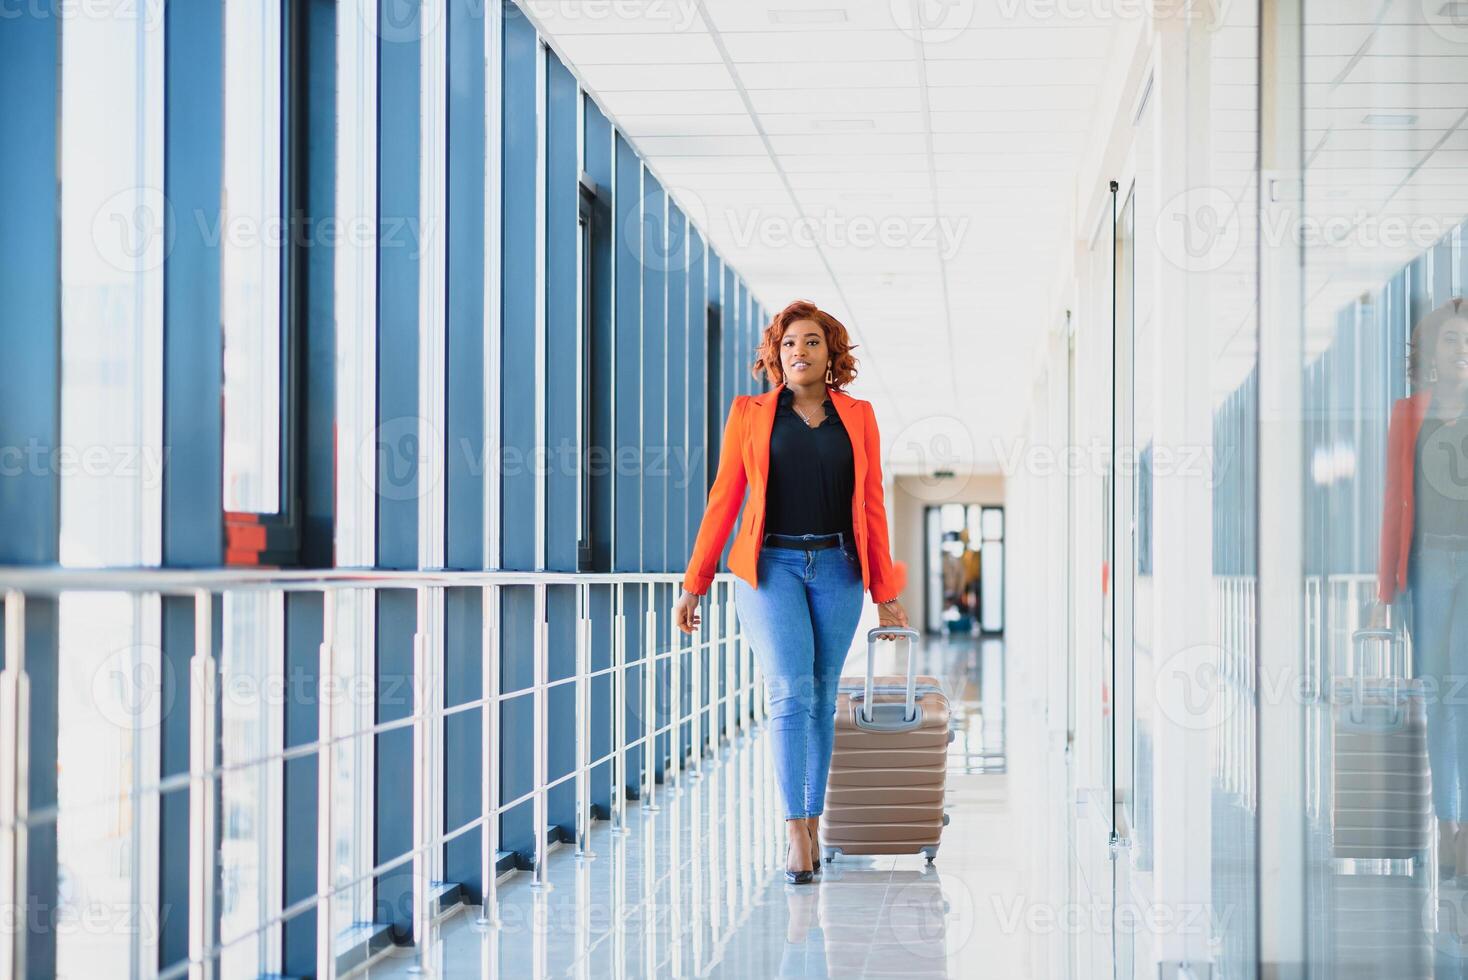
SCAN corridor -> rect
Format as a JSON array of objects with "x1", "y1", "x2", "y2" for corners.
[{"x1": 5, "y1": 0, "x2": 1468, "y2": 976}]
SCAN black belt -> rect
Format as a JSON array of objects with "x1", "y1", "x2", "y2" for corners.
[{"x1": 763, "y1": 531, "x2": 848, "y2": 551}]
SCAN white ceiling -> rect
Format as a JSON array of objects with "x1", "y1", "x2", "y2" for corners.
[{"x1": 525, "y1": 0, "x2": 1120, "y2": 473}]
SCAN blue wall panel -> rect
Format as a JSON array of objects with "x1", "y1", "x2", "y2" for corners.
[
  {"x1": 447, "y1": 0, "x2": 487, "y2": 571},
  {"x1": 501, "y1": 2, "x2": 538, "y2": 571},
  {"x1": 641, "y1": 172, "x2": 667, "y2": 572},
  {"x1": 666, "y1": 205, "x2": 688, "y2": 578},
  {"x1": 546, "y1": 51, "x2": 579, "y2": 572},
  {"x1": 282, "y1": 593, "x2": 322, "y2": 974},
  {"x1": 376, "y1": 0, "x2": 421, "y2": 570},
  {"x1": 613, "y1": 134, "x2": 642, "y2": 573}
]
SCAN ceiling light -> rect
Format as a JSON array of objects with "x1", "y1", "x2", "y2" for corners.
[
  {"x1": 1361, "y1": 113, "x2": 1418, "y2": 127},
  {"x1": 769, "y1": 8, "x2": 848, "y2": 24},
  {"x1": 812, "y1": 118, "x2": 876, "y2": 131}
]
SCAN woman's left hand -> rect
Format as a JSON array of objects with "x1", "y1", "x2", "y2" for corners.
[{"x1": 874, "y1": 598, "x2": 910, "y2": 641}]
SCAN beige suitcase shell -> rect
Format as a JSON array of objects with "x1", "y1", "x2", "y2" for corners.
[{"x1": 821, "y1": 628, "x2": 952, "y2": 863}]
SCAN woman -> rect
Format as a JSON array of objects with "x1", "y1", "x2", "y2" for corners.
[
  {"x1": 673, "y1": 299, "x2": 911, "y2": 885},
  {"x1": 1376, "y1": 296, "x2": 1468, "y2": 876}
]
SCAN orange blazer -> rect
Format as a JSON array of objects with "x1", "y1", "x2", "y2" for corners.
[
  {"x1": 1377, "y1": 391, "x2": 1431, "y2": 604},
  {"x1": 682, "y1": 383, "x2": 901, "y2": 604}
]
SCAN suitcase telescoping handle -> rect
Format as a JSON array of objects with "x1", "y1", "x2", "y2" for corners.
[
  {"x1": 1349, "y1": 626, "x2": 1407, "y2": 680},
  {"x1": 1348, "y1": 626, "x2": 1408, "y2": 727},
  {"x1": 863, "y1": 627, "x2": 922, "y2": 724}
]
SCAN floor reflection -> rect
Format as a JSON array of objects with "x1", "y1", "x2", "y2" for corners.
[{"x1": 364, "y1": 636, "x2": 1012, "y2": 979}]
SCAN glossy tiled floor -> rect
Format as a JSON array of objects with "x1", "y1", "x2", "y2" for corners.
[{"x1": 364, "y1": 636, "x2": 1027, "y2": 979}]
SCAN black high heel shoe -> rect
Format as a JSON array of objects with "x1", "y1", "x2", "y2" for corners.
[{"x1": 785, "y1": 826, "x2": 815, "y2": 884}]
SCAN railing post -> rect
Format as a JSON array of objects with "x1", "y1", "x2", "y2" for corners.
[
  {"x1": 532, "y1": 585, "x2": 552, "y2": 889},
  {"x1": 575, "y1": 583, "x2": 595, "y2": 859},
  {"x1": 687, "y1": 591, "x2": 702, "y2": 780},
  {"x1": 612, "y1": 585, "x2": 628, "y2": 834},
  {"x1": 707, "y1": 590, "x2": 723, "y2": 754},
  {"x1": 478, "y1": 585, "x2": 502, "y2": 926},
  {"x1": 410, "y1": 585, "x2": 442, "y2": 972},
  {"x1": 722, "y1": 580, "x2": 734, "y2": 742},
  {"x1": 316, "y1": 592, "x2": 337, "y2": 980},
  {"x1": 1, "y1": 592, "x2": 29, "y2": 980},
  {"x1": 642, "y1": 593, "x2": 660, "y2": 813},
  {"x1": 188, "y1": 590, "x2": 216, "y2": 980},
  {"x1": 668, "y1": 584, "x2": 681, "y2": 790}
]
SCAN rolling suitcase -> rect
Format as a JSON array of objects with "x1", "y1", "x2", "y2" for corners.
[
  {"x1": 1330, "y1": 626, "x2": 1430, "y2": 861},
  {"x1": 821, "y1": 627, "x2": 953, "y2": 864}
]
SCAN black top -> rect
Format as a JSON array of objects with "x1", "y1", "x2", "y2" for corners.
[
  {"x1": 1413, "y1": 408, "x2": 1468, "y2": 543},
  {"x1": 764, "y1": 386, "x2": 856, "y2": 539}
]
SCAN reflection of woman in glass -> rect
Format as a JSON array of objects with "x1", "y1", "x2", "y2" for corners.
[{"x1": 1377, "y1": 297, "x2": 1468, "y2": 875}]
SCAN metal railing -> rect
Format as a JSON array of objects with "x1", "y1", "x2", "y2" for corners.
[{"x1": 0, "y1": 567, "x2": 763, "y2": 979}]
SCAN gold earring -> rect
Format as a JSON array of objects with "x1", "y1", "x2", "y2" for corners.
[{"x1": 826, "y1": 365, "x2": 834, "y2": 384}]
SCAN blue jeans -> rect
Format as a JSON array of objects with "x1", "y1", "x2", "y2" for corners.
[
  {"x1": 1409, "y1": 547, "x2": 1468, "y2": 821},
  {"x1": 734, "y1": 532, "x2": 865, "y2": 820}
]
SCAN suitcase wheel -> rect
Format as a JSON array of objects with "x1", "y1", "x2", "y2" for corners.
[
  {"x1": 922, "y1": 846, "x2": 938, "y2": 864},
  {"x1": 823, "y1": 846, "x2": 840, "y2": 863}
]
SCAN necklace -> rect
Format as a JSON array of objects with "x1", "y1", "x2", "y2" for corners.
[{"x1": 792, "y1": 402, "x2": 823, "y2": 428}]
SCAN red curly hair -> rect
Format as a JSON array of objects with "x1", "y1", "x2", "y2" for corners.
[{"x1": 752, "y1": 300, "x2": 860, "y2": 389}]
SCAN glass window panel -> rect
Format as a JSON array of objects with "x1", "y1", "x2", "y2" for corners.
[
  {"x1": 1296, "y1": 1, "x2": 1468, "y2": 961},
  {"x1": 981, "y1": 506, "x2": 1003, "y2": 541},
  {"x1": 221, "y1": 0, "x2": 283, "y2": 513},
  {"x1": 55, "y1": 594, "x2": 142, "y2": 977},
  {"x1": 218, "y1": 591, "x2": 283, "y2": 972}
]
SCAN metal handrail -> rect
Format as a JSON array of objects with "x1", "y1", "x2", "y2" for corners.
[
  {"x1": 0, "y1": 568, "x2": 760, "y2": 978},
  {"x1": 0, "y1": 565, "x2": 710, "y2": 595}
]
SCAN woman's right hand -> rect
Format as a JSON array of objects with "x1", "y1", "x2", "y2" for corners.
[{"x1": 674, "y1": 590, "x2": 702, "y2": 634}]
